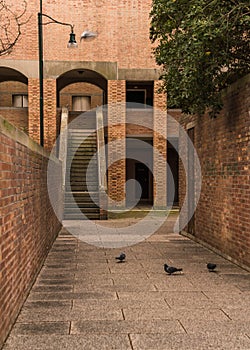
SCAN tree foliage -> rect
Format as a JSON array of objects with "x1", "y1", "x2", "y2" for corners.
[
  {"x1": 150, "y1": 0, "x2": 250, "y2": 116},
  {"x1": 0, "y1": 0, "x2": 29, "y2": 56}
]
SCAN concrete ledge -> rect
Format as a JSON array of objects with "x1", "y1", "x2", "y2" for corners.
[{"x1": 0, "y1": 116, "x2": 60, "y2": 163}]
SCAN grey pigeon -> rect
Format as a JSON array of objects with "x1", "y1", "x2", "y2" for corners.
[
  {"x1": 116, "y1": 252, "x2": 126, "y2": 262},
  {"x1": 207, "y1": 263, "x2": 217, "y2": 271},
  {"x1": 164, "y1": 264, "x2": 182, "y2": 275}
]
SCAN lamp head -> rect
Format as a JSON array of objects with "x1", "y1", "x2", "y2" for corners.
[
  {"x1": 68, "y1": 31, "x2": 78, "y2": 48},
  {"x1": 80, "y1": 30, "x2": 97, "y2": 41}
]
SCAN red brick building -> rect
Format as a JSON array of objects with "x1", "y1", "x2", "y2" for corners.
[
  {"x1": 179, "y1": 75, "x2": 250, "y2": 269},
  {"x1": 0, "y1": 0, "x2": 180, "y2": 216}
]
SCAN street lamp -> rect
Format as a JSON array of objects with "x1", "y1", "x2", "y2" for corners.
[
  {"x1": 38, "y1": 12, "x2": 78, "y2": 146},
  {"x1": 38, "y1": 5, "x2": 97, "y2": 147}
]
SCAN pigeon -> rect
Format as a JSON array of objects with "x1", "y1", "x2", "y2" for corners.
[
  {"x1": 164, "y1": 264, "x2": 182, "y2": 275},
  {"x1": 80, "y1": 30, "x2": 97, "y2": 41},
  {"x1": 207, "y1": 263, "x2": 217, "y2": 272},
  {"x1": 115, "y1": 252, "x2": 126, "y2": 263}
]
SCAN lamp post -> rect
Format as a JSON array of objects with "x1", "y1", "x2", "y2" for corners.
[
  {"x1": 38, "y1": 12, "x2": 77, "y2": 146},
  {"x1": 38, "y1": 0, "x2": 97, "y2": 147}
]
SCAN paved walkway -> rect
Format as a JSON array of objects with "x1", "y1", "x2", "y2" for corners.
[{"x1": 2, "y1": 213, "x2": 250, "y2": 350}]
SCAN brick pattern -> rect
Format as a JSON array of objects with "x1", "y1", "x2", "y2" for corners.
[
  {"x1": 28, "y1": 78, "x2": 40, "y2": 144},
  {"x1": 0, "y1": 81, "x2": 28, "y2": 107},
  {"x1": 126, "y1": 109, "x2": 153, "y2": 136},
  {"x1": 153, "y1": 81, "x2": 167, "y2": 208},
  {"x1": 179, "y1": 75, "x2": 250, "y2": 268},
  {"x1": 44, "y1": 79, "x2": 57, "y2": 150},
  {"x1": 59, "y1": 82, "x2": 103, "y2": 110},
  {"x1": 0, "y1": 121, "x2": 62, "y2": 347},
  {"x1": 4, "y1": 1, "x2": 156, "y2": 69},
  {"x1": 0, "y1": 109, "x2": 28, "y2": 133},
  {"x1": 107, "y1": 80, "x2": 126, "y2": 208}
]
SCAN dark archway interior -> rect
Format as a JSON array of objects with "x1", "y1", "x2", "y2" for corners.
[{"x1": 0, "y1": 67, "x2": 28, "y2": 84}]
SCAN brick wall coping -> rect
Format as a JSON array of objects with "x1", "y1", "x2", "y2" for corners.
[{"x1": 0, "y1": 115, "x2": 60, "y2": 163}]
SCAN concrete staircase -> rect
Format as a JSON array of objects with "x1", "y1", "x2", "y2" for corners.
[
  {"x1": 60, "y1": 108, "x2": 107, "y2": 220},
  {"x1": 64, "y1": 126, "x2": 100, "y2": 220}
]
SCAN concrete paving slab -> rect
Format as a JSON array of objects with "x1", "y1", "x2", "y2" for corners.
[
  {"x1": 21, "y1": 300, "x2": 72, "y2": 309},
  {"x1": 32, "y1": 285, "x2": 74, "y2": 293},
  {"x1": 71, "y1": 319, "x2": 185, "y2": 334},
  {"x1": 202, "y1": 290, "x2": 250, "y2": 309},
  {"x1": 73, "y1": 298, "x2": 169, "y2": 310},
  {"x1": 27, "y1": 291, "x2": 117, "y2": 301},
  {"x1": 180, "y1": 319, "x2": 250, "y2": 334},
  {"x1": 162, "y1": 291, "x2": 215, "y2": 308},
  {"x1": 73, "y1": 283, "x2": 157, "y2": 292},
  {"x1": 123, "y1": 307, "x2": 228, "y2": 321},
  {"x1": 3, "y1": 335, "x2": 132, "y2": 350},
  {"x1": 11, "y1": 322, "x2": 70, "y2": 335},
  {"x1": 129, "y1": 333, "x2": 250, "y2": 350},
  {"x1": 35, "y1": 278, "x2": 75, "y2": 286},
  {"x1": 2, "y1": 215, "x2": 250, "y2": 350}
]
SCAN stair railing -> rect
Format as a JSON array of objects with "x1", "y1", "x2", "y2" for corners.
[
  {"x1": 58, "y1": 107, "x2": 69, "y2": 194},
  {"x1": 96, "y1": 106, "x2": 108, "y2": 219}
]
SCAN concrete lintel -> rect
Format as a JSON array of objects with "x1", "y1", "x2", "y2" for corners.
[
  {"x1": 0, "y1": 59, "x2": 38, "y2": 78},
  {"x1": 44, "y1": 61, "x2": 118, "y2": 80},
  {"x1": 118, "y1": 68, "x2": 162, "y2": 81}
]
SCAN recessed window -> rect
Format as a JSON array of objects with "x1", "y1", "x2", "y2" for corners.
[
  {"x1": 12, "y1": 94, "x2": 28, "y2": 107},
  {"x1": 72, "y1": 96, "x2": 91, "y2": 111},
  {"x1": 126, "y1": 89, "x2": 146, "y2": 107}
]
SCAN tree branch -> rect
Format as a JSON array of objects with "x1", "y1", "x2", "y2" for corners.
[{"x1": 0, "y1": 0, "x2": 30, "y2": 56}]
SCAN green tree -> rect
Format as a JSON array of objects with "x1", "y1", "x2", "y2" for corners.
[{"x1": 150, "y1": 0, "x2": 250, "y2": 116}]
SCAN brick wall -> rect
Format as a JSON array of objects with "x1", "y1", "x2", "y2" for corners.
[
  {"x1": 153, "y1": 81, "x2": 167, "y2": 208},
  {"x1": 6, "y1": 0, "x2": 156, "y2": 69},
  {"x1": 126, "y1": 109, "x2": 153, "y2": 136},
  {"x1": 107, "y1": 80, "x2": 126, "y2": 207},
  {"x1": 59, "y1": 82, "x2": 103, "y2": 110},
  {"x1": 44, "y1": 79, "x2": 57, "y2": 150},
  {"x1": 0, "y1": 117, "x2": 62, "y2": 347},
  {"x1": 28, "y1": 78, "x2": 40, "y2": 145},
  {"x1": 0, "y1": 109, "x2": 28, "y2": 133},
  {"x1": 179, "y1": 74, "x2": 250, "y2": 268},
  {"x1": 0, "y1": 82, "x2": 28, "y2": 107}
]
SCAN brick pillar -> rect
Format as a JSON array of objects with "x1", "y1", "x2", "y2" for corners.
[
  {"x1": 153, "y1": 80, "x2": 167, "y2": 209},
  {"x1": 107, "y1": 80, "x2": 126, "y2": 209},
  {"x1": 28, "y1": 78, "x2": 40, "y2": 144},
  {"x1": 44, "y1": 79, "x2": 57, "y2": 150}
]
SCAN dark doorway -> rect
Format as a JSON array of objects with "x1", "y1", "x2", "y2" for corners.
[
  {"x1": 135, "y1": 163, "x2": 149, "y2": 200},
  {"x1": 126, "y1": 90, "x2": 146, "y2": 105}
]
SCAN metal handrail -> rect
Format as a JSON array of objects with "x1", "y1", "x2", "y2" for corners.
[
  {"x1": 58, "y1": 107, "x2": 69, "y2": 192},
  {"x1": 96, "y1": 107, "x2": 107, "y2": 219}
]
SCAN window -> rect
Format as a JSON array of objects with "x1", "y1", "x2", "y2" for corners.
[
  {"x1": 12, "y1": 94, "x2": 28, "y2": 107},
  {"x1": 126, "y1": 89, "x2": 146, "y2": 107},
  {"x1": 72, "y1": 96, "x2": 91, "y2": 111}
]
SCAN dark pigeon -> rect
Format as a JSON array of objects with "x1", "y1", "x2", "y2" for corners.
[
  {"x1": 116, "y1": 252, "x2": 126, "y2": 263},
  {"x1": 164, "y1": 264, "x2": 182, "y2": 275},
  {"x1": 207, "y1": 263, "x2": 217, "y2": 272}
]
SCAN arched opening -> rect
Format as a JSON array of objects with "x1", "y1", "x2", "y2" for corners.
[
  {"x1": 57, "y1": 68, "x2": 107, "y2": 108},
  {"x1": 0, "y1": 67, "x2": 28, "y2": 132},
  {"x1": 56, "y1": 69, "x2": 107, "y2": 129}
]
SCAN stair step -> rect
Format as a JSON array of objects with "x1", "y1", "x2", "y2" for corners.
[
  {"x1": 65, "y1": 203, "x2": 99, "y2": 208},
  {"x1": 67, "y1": 166, "x2": 98, "y2": 170},
  {"x1": 64, "y1": 214, "x2": 100, "y2": 220},
  {"x1": 64, "y1": 117, "x2": 101, "y2": 219},
  {"x1": 64, "y1": 207, "x2": 100, "y2": 213}
]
